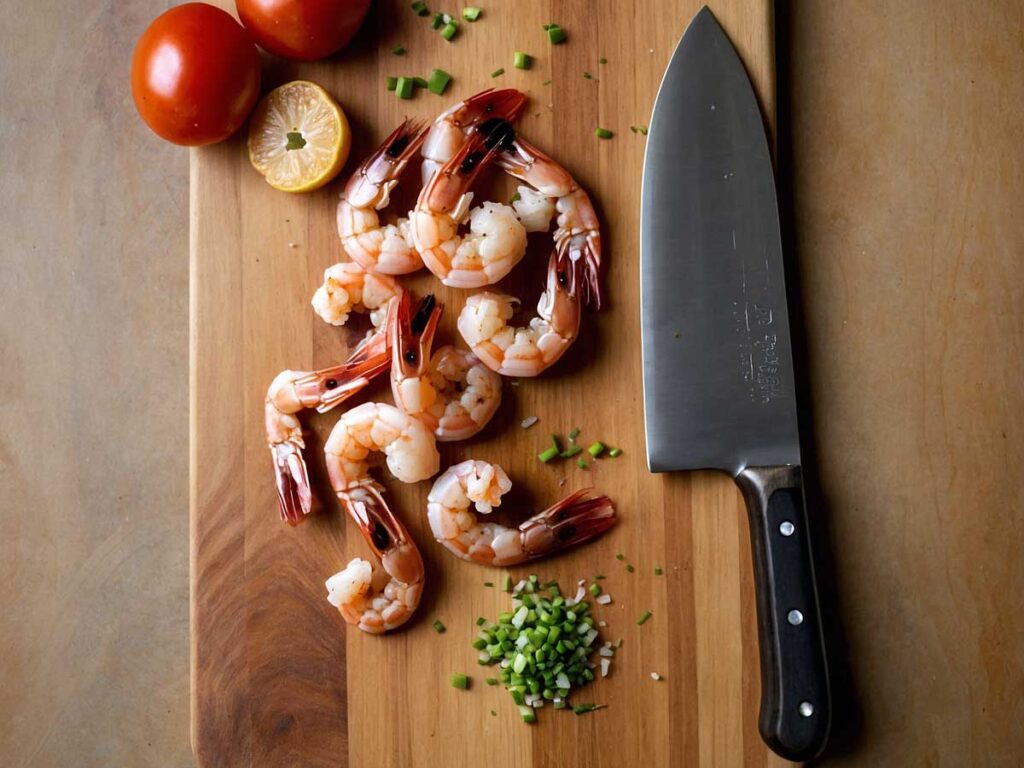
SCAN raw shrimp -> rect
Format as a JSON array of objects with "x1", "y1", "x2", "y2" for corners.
[
  {"x1": 420, "y1": 88, "x2": 527, "y2": 185},
  {"x1": 411, "y1": 126, "x2": 528, "y2": 289},
  {"x1": 496, "y1": 133, "x2": 604, "y2": 309},
  {"x1": 266, "y1": 301, "x2": 396, "y2": 525},
  {"x1": 426, "y1": 460, "x2": 616, "y2": 566},
  {"x1": 311, "y1": 261, "x2": 402, "y2": 330},
  {"x1": 457, "y1": 248, "x2": 581, "y2": 377},
  {"x1": 323, "y1": 402, "x2": 439, "y2": 633},
  {"x1": 390, "y1": 292, "x2": 502, "y2": 441},
  {"x1": 336, "y1": 120, "x2": 427, "y2": 275}
]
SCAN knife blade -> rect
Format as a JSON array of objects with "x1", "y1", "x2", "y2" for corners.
[{"x1": 641, "y1": 7, "x2": 831, "y2": 761}]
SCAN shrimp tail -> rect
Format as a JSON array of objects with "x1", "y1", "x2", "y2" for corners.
[
  {"x1": 561, "y1": 218, "x2": 604, "y2": 311},
  {"x1": 519, "y1": 489, "x2": 617, "y2": 559},
  {"x1": 272, "y1": 442, "x2": 313, "y2": 526}
]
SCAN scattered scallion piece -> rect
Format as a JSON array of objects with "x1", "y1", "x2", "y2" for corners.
[
  {"x1": 560, "y1": 445, "x2": 582, "y2": 459},
  {"x1": 491, "y1": 67, "x2": 505, "y2": 78},
  {"x1": 520, "y1": 415, "x2": 538, "y2": 429},
  {"x1": 519, "y1": 705, "x2": 536, "y2": 723},
  {"x1": 583, "y1": 71, "x2": 593, "y2": 80},
  {"x1": 431, "y1": 11, "x2": 445, "y2": 28},
  {"x1": 568, "y1": 427, "x2": 581, "y2": 441},
  {"x1": 615, "y1": 553, "x2": 625, "y2": 561},
  {"x1": 462, "y1": 6, "x2": 482, "y2": 21},
  {"x1": 410, "y1": 0, "x2": 429, "y2": 16},
  {"x1": 546, "y1": 24, "x2": 567, "y2": 44},
  {"x1": 433, "y1": 619, "x2": 446, "y2": 633},
  {"x1": 576, "y1": 458, "x2": 588, "y2": 469},
  {"x1": 637, "y1": 610, "x2": 653, "y2": 626},
  {"x1": 451, "y1": 672, "x2": 470, "y2": 689},
  {"x1": 477, "y1": 616, "x2": 487, "y2": 626},
  {"x1": 588, "y1": 583, "x2": 601, "y2": 597},
  {"x1": 550, "y1": 434, "x2": 562, "y2": 453},
  {"x1": 654, "y1": 567, "x2": 663, "y2": 576},
  {"x1": 608, "y1": 447, "x2": 623, "y2": 458},
  {"x1": 625, "y1": 564, "x2": 635, "y2": 573},
  {"x1": 385, "y1": 76, "x2": 398, "y2": 91},
  {"x1": 572, "y1": 703, "x2": 606, "y2": 715},
  {"x1": 395, "y1": 76, "x2": 414, "y2": 99},
  {"x1": 441, "y1": 20, "x2": 458, "y2": 40},
  {"x1": 538, "y1": 446, "x2": 559, "y2": 463},
  {"x1": 484, "y1": 581, "x2": 494, "y2": 587},
  {"x1": 594, "y1": 127, "x2": 614, "y2": 139},
  {"x1": 490, "y1": 709, "x2": 497, "y2": 716},
  {"x1": 514, "y1": 51, "x2": 532, "y2": 70},
  {"x1": 595, "y1": 574, "x2": 606, "y2": 580},
  {"x1": 392, "y1": 45, "x2": 406, "y2": 55},
  {"x1": 587, "y1": 441, "x2": 605, "y2": 458},
  {"x1": 542, "y1": 79, "x2": 552, "y2": 86},
  {"x1": 509, "y1": 191, "x2": 521, "y2": 204},
  {"x1": 505, "y1": 575, "x2": 513, "y2": 592},
  {"x1": 599, "y1": 57, "x2": 608, "y2": 64},
  {"x1": 630, "y1": 124, "x2": 649, "y2": 135},
  {"x1": 427, "y1": 68, "x2": 452, "y2": 95},
  {"x1": 651, "y1": 672, "x2": 662, "y2": 681}
]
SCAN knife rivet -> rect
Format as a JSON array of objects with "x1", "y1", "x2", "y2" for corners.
[
  {"x1": 798, "y1": 701, "x2": 814, "y2": 717},
  {"x1": 779, "y1": 521, "x2": 795, "y2": 536},
  {"x1": 787, "y1": 609, "x2": 803, "y2": 626}
]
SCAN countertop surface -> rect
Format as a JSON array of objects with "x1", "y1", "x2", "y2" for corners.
[{"x1": 2, "y1": 1, "x2": 1022, "y2": 766}]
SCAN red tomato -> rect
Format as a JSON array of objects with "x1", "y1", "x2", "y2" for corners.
[
  {"x1": 236, "y1": 0, "x2": 372, "y2": 61},
  {"x1": 131, "y1": 3, "x2": 261, "y2": 146}
]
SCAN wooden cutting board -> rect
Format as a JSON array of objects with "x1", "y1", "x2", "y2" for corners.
[{"x1": 190, "y1": 1, "x2": 791, "y2": 766}]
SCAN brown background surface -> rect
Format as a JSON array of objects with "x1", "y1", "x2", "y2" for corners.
[{"x1": 2, "y1": 1, "x2": 1022, "y2": 767}]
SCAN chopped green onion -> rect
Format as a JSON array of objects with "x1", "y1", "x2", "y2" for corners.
[
  {"x1": 615, "y1": 638, "x2": 623, "y2": 648},
  {"x1": 514, "y1": 51, "x2": 532, "y2": 70},
  {"x1": 625, "y1": 564, "x2": 635, "y2": 573},
  {"x1": 484, "y1": 581, "x2": 494, "y2": 587},
  {"x1": 462, "y1": 6, "x2": 482, "y2": 21},
  {"x1": 608, "y1": 447, "x2": 623, "y2": 457},
  {"x1": 486, "y1": 677, "x2": 498, "y2": 686},
  {"x1": 576, "y1": 458, "x2": 588, "y2": 469},
  {"x1": 509, "y1": 191, "x2": 521, "y2": 204},
  {"x1": 588, "y1": 441, "x2": 605, "y2": 457},
  {"x1": 654, "y1": 567, "x2": 663, "y2": 576},
  {"x1": 451, "y1": 672, "x2": 469, "y2": 689},
  {"x1": 392, "y1": 45, "x2": 406, "y2": 55},
  {"x1": 431, "y1": 11, "x2": 445, "y2": 28},
  {"x1": 583, "y1": 71, "x2": 593, "y2": 80},
  {"x1": 477, "y1": 616, "x2": 487, "y2": 626},
  {"x1": 538, "y1": 446, "x2": 559, "y2": 463},
  {"x1": 519, "y1": 705, "x2": 536, "y2": 723},
  {"x1": 588, "y1": 583, "x2": 601, "y2": 597},
  {"x1": 594, "y1": 128, "x2": 614, "y2": 139},
  {"x1": 568, "y1": 427, "x2": 581, "y2": 441},
  {"x1": 550, "y1": 434, "x2": 562, "y2": 453},
  {"x1": 385, "y1": 76, "x2": 398, "y2": 91},
  {"x1": 637, "y1": 610, "x2": 653, "y2": 626},
  {"x1": 490, "y1": 67, "x2": 505, "y2": 78},
  {"x1": 427, "y1": 68, "x2": 452, "y2": 95},
  {"x1": 546, "y1": 24, "x2": 567, "y2": 44},
  {"x1": 615, "y1": 553, "x2": 625, "y2": 561},
  {"x1": 572, "y1": 703, "x2": 606, "y2": 715},
  {"x1": 440, "y1": 20, "x2": 458, "y2": 40},
  {"x1": 595, "y1": 574, "x2": 606, "y2": 580},
  {"x1": 560, "y1": 445, "x2": 582, "y2": 458},
  {"x1": 395, "y1": 76, "x2": 414, "y2": 100},
  {"x1": 542, "y1": 79, "x2": 553, "y2": 86},
  {"x1": 410, "y1": 1, "x2": 429, "y2": 16},
  {"x1": 599, "y1": 57, "x2": 608, "y2": 64},
  {"x1": 433, "y1": 619, "x2": 446, "y2": 633},
  {"x1": 505, "y1": 575, "x2": 513, "y2": 592}
]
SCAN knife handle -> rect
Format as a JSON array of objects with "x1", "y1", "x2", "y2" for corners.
[{"x1": 736, "y1": 465, "x2": 831, "y2": 761}]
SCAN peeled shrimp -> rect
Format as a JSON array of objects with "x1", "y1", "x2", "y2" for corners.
[
  {"x1": 411, "y1": 126, "x2": 528, "y2": 289},
  {"x1": 336, "y1": 120, "x2": 427, "y2": 275},
  {"x1": 323, "y1": 402, "x2": 439, "y2": 633},
  {"x1": 496, "y1": 134, "x2": 604, "y2": 309},
  {"x1": 311, "y1": 261, "x2": 402, "y2": 330},
  {"x1": 457, "y1": 249, "x2": 581, "y2": 377},
  {"x1": 266, "y1": 302, "x2": 396, "y2": 525},
  {"x1": 420, "y1": 88, "x2": 527, "y2": 185},
  {"x1": 427, "y1": 460, "x2": 616, "y2": 566},
  {"x1": 390, "y1": 291, "x2": 501, "y2": 441}
]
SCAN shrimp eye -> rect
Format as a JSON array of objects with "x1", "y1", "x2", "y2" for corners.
[
  {"x1": 557, "y1": 271, "x2": 568, "y2": 287},
  {"x1": 404, "y1": 350, "x2": 417, "y2": 364},
  {"x1": 325, "y1": 378, "x2": 338, "y2": 389},
  {"x1": 371, "y1": 522, "x2": 391, "y2": 550}
]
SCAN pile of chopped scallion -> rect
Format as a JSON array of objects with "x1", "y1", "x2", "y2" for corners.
[
  {"x1": 537, "y1": 428, "x2": 622, "y2": 468},
  {"x1": 472, "y1": 575, "x2": 615, "y2": 722}
]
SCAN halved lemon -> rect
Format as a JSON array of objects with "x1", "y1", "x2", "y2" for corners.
[{"x1": 248, "y1": 80, "x2": 351, "y2": 193}]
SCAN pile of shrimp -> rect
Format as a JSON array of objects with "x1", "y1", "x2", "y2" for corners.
[{"x1": 264, "y1": 89, "x2": 614, "y2": 634}]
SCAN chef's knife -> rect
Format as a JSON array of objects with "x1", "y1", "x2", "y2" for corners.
[{"x1": 640, "y1": 7, "x2": 831, "y2": 761}]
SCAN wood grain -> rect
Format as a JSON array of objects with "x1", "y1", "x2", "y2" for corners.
[{"x1": 190, "y1": 2, "x2": 781, "y2": 766}]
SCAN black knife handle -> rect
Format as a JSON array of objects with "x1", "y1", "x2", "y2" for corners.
[{"x1": 736, "y1": 465, "x2": 831, "y2": 761}]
